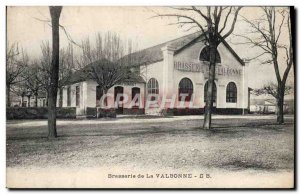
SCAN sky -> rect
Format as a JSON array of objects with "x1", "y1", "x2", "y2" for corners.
[{"x1": 6, "y1": 6, "x2": 294, "y2": 94}]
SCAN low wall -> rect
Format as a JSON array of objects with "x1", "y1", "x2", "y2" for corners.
[
  {"x1": 164, "y1": 108, "x2": 249, "y2": 116},
  {"x1": 165, "y1": 108, "x2": 204, "y2": 116},
  {"x1": 123, "y1": 108, "x2": 145, "y2": 115},
  {"x1": 6, "y1": 107, "x2": 77, "y2": 120},
  {"x1": 215, "y1": 108, "x2": 249, "y2": 115},
  {"x1": 86, "y1": 107, "x2": 116, "y2": 119}
]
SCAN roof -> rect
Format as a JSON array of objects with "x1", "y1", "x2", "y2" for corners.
[
  {"x1": 62, "y1": 58, "x2": 146, "y2": 86},
  {"x1": 121, "y1": 31, "x2": 245, "y2": 66},
  {"x1": 64, "y1": 32, "x2": 245, "y2": 85}
]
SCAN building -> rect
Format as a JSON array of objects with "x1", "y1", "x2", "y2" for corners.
[
  {"x1": 59, "y1": 32, "x2": 250, "y2": 116},
  {"x1": 250, "y1": 98, "x2": 294, "y2": 114},
  {"x1": 10, "y1": 91, "x2": 47, "y2": 108}
]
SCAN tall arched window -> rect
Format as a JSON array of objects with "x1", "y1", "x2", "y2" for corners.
[
  {"x1": 204, "y1": 81, "x2": 217, "y2": 103},
  {"x1": 178, "y1": 78, "x2": 193, "y2": 101},
  {"x1": 199, "y1": 46, "x2": 221, "y2": 63},
  {"x1": 147, "y1": 78, "x2": 159, "y2": 101},
  {"x1": 226, "y1": 82, "x2": 237, "y2": 103}
]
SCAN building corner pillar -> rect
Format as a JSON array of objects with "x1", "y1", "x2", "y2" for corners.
[{"x1": 161, "y1": 45, "x2": 176, "y2": 110}]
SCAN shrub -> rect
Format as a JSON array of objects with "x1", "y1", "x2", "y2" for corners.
[{"x1": 6, "y1": 107, "x2": 76, "y2": 120}]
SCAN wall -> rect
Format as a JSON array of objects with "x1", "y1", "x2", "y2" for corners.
[
  {"x1": 138, "y1": 37, "x2": 248, "y2": 114},
  {"x1": 140, "y1": 61, "x2": 164, "y2": 114},
  {"x1": 104, "y1": 82, "x2": 145, "y2": 109},
  {"x1": 61, "y1": 82, "x2": 86, "y2": 115}
]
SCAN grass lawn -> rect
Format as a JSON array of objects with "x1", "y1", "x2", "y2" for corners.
[{"x1": 6, "y1": 115, "x2": 294, "y2": 172}]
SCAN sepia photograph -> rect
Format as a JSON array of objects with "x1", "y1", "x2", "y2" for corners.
[{"x1": 5, "y1": 5, "x2": 295, "y2": 189}]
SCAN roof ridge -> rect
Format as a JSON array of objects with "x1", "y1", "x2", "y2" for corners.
[{"x1": 133, "y1": 31, "x2": 201, "y2": 53}]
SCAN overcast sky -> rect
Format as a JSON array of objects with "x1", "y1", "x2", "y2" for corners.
[{"x1": 7, "y1": 6, "x2": 294, "y2": 92}]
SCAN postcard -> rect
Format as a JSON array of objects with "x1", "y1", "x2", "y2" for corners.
[{"x1": 6, "y1": 6, "x2": 295, "y2": 189}]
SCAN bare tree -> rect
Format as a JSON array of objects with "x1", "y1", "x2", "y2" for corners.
[
  {"x1": 78, "y1": 32, "x2": 142, "y2": 106},
  {"x1": 11, "y1": 82, "x2": 28, "y2": 107},
  {"x1": 58, "y1": 43, "x2": 76, "y2": 107},
  {"x1": 6, "y1": 43, "x2": 29, "y2": 107},
  {"x1": 154, "y1": 6, "x2": 242, "y2": 129},
  {"x1": 39, "y1": 41, "x2": 52, "y2": 95},
  {"x1": 23, "y1": 60, "x2": 45, "y2": 107},
  {"x1": 48, "y1": 6, "x2": 62, "y2": 139},
  {"x1": 253, "y1": 82, "x2": 292, "y2": 98},
  {"x1": 235, "y1": 7, "x2": 293, "y2": 124}
]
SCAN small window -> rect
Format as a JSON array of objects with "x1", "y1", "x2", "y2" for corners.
[
  {"x1": 67, "y1": 86, "x2": 71, "y2": 107},
  {"x1": 147, "y1": 78, "x2": 159, "y2": 101},
  {"x1": 178, "y1": 78, "x2": 193, "y2": 101},
  {"x1": 226, "y1": 82, "x2": 237, "y2": 103},
  {"x1": 204, "y1": 81, "x2": 217, "y2": 103},
  {"x1": 76, "y1": 86, "x2": 80, "y2": 107},
  {"x1": 199, "y1": 46, "x2": 221, "y2": 63}
]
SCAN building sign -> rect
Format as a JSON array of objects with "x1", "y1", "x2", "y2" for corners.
[
  {"x1": 174, "y1": 61, "x2": 242, "y2": 76},
  {"x1": 174, "y1": 61, "x2": 202, "y2": 72}
]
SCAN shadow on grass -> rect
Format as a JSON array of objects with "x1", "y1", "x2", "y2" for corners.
[
  {"x1": 7, "y1": 120, "x2": 293, "y2": 141},
  {"x1": 212, "y1": 121, "x2": 293, "y2": 129},
  {"x1": 210, "y1": 159, "x2": 278, "y2": 171}
]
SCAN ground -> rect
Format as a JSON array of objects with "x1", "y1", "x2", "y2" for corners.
[{"x1": 6, "y1": 115, "x2": 295, "y2": 188}]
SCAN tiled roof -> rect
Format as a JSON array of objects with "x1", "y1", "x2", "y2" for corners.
[{"x1": 121, "y1": 31, "x2": 245, "y2": 66}]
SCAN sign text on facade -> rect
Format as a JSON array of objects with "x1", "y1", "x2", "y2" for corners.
[{"x1": 174, "y1": 61, "x2": 242, "y2": 76}]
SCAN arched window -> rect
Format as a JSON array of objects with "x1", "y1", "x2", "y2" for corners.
[
  {"x1": 178, "y1": 78, "x2": 193, "y2": 101},
  {"x1": 226, "y1": 82, "x2": 237, "y2": 103},
  {"x1": 147, "y1": 78, "x2": 159, "y2": 101},
  {"x1": 199, "y1": 46, "x2": 221, "y2": 63},
  {"x1": 204, "y1": 81, "x2": 217, "y2": 103}
]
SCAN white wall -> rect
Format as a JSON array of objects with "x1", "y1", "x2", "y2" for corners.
[
  {"x1": 140, "y1": 61, "x2": 164, "y2": 114},
  {"x1": 61, "y1": 82, "x2": 86, "y2": 115},
  {"x1": 140, "y1": 38, "x2": 247, "y2": 112}
]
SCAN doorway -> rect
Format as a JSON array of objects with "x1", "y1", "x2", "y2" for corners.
[{"x1": 114, "y1": 86, "x2": 124, "y2": 114}]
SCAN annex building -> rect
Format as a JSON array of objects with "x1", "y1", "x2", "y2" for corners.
[{"x1": 58, "y1": 32, "x2": 250, "y2": 116}]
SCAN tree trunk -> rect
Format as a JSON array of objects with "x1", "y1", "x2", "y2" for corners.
[
  {"x1": 48, "y1": 6, "x2": 62, "y2": 139},
  {"x1": 203, "y1": 40, "x2": 217, "y2": 130},
  {"x1": 276, "y1": 85, "x2": 285, "y2": 124},
  {"x1": 102, "y1": 88, "x2": 108, "y2": 107},
  {"x1": 6, "y1": 84, "x2": 11, "y2": 107}
]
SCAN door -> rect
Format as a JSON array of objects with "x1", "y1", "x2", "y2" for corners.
[
  {"x1": 114, "y1": 86, "x2": 124, "y2": 114},
  {"x1": 132, "y1": 87, "x2": 140, "y2": 108}
]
